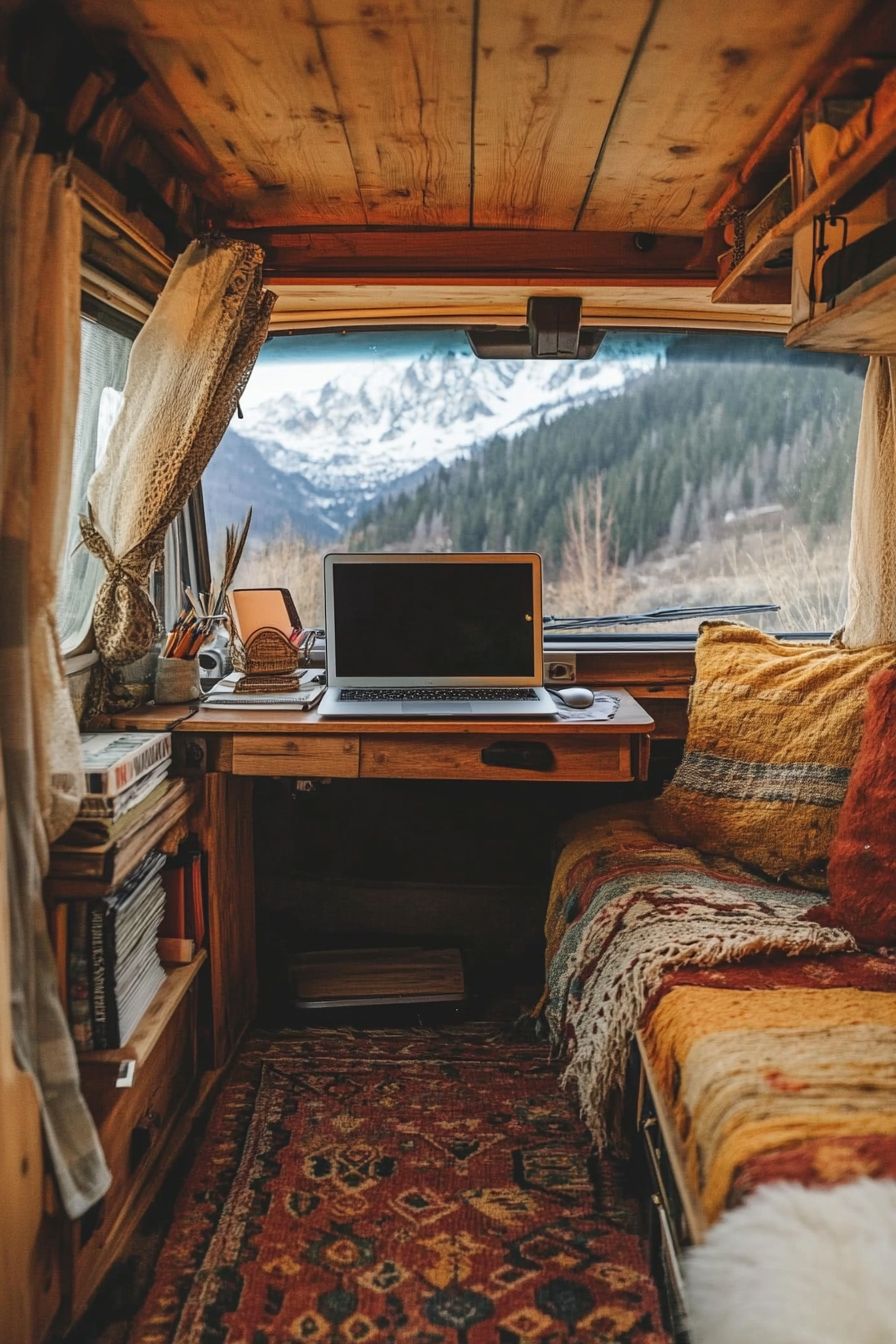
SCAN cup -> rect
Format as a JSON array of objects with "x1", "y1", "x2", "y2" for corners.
[{"x1": 154, "y1": 656, "x2": 202, "y2": 704}]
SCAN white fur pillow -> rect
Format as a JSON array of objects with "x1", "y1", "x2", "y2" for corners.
[{"x1": 685, "y1": 1179, "x2": 896, "y2": 1344}]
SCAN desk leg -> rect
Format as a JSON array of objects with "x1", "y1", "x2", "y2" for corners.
[{"x1": 196, "y1": 774, "x2": 256, "y2": 1068}]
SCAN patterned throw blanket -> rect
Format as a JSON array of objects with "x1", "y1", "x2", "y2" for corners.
[
  {"x1": 543, "y1": 805, "x2": 855, "y2": 1147},
  {"x1": 641, "y1": 976, "x2": 896, "y2": 1221}
]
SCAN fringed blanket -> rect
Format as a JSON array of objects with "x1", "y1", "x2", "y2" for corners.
[
  {"x1": 543, "y1": 805, "x2": 855, "y2": 1147},
  {"x1": 641, "y1": 981, "x2": 896, "y2": 1221}
]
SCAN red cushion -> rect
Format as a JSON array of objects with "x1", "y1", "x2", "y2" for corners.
[{"x1": 809, "y1": 665, "x2": 896, "y2": 945}]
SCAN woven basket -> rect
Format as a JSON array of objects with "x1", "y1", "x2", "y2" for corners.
[
  {"x1": 231, "y1": 625, "x2": 300, "y2": 676},
  {"x1": 230, "y1": 625, "x2": 315, "y2": 694}
]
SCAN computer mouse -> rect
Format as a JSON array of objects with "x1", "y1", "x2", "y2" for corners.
[{"x1": 553, "y1": 685, "x2": 594, "y2": 708}]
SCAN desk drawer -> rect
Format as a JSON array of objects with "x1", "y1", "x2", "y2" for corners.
[
  {"x1": 360, "y1": 733, "x2": 632, "y2": 781},
  {"x1": 231, "y1": 734, "x2": 360, "y2": 777}
]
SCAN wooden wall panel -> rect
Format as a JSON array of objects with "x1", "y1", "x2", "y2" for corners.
[
  {"x1": 312, "y1": 0, "x2": 473, "y2": 226},
  {"x1": 473, "y1": 0, "x2": 651, "y2": 229},
  {"x1": 578, "y1": 0, "x2": 867, "y2": 235},
  {"x1": 71, "y1": 0, "x2": 368, "y2": 226}
]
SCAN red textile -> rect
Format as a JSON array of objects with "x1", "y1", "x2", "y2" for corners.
[
  {"x1": 731, "y1": 1135, "x2": 896, "y2": 1204},
  {"x1": 809, "y1": 665, "x2": 896, "y2": 945},
  {"x1": 641, "y1": 950, "x2": 896, "y2": 1020}
]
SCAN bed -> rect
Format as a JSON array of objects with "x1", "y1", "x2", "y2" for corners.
[{"x1": 543, "y1": 803, "x2": 896, "y2": 1344}]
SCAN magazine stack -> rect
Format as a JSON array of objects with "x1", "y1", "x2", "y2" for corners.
[
  {"x1": 45, "y1": 731, "x2": 190, "y2": 1051},
  {"x1": 66, "y1": 850, "x2": 168, "y2": 1051}
]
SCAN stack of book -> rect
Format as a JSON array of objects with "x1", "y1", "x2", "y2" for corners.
[
  {"x1": 46, "y1": 730, "x2": 198, "y2": 1053},
  {"x1": 290, "y1": 947, "x2": 465, "y2": 1010},
  {"x1": 50, "y1": 732, "x2": 177, "y2": 886},
  {"x1": 66, "y1": 849, "x2": 168, "y2": 1052}
]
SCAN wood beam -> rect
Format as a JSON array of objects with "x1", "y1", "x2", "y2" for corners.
[{"x1": 233, "y1": 229, "x2": 713, "y2": 285}]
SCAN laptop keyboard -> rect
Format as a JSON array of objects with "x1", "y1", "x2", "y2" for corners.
[{"x1": 338, "y1": 687, "x2": 541, "y2": 702}]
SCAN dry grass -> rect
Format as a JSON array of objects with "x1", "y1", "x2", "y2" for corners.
[
  {"x1": 547, "y1": 516, "x2": 850, "y2": 633},
  {"x1": 236, "y1": 527, "x2": 326, "y2": 627},
  {"x1": 224, "y1": 507, "x2": 850, "y2": 639}
]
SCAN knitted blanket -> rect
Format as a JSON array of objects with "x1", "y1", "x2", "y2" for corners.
[
  {"x1": 543, "y1": 805, "x2": 855, "y2": 1147},
  {"x1": 642, "y1": 984, "x2": 896, "y2": 1221}
]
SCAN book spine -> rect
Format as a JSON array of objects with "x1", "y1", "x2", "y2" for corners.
[
  {"x1": 160, "y1": 863, "x2": 186, "y2": 940},
  {"x1": 67, "y1": 902, "x2": 94, "y2": 1052},
  {"x1": 85, "y1": 735, "x2": 171, "y2": 797},
  {"x1": 102, "y1": 903, "x2": 121, "y2": 1050},
  {"x1": 89, "y1": 903, "x2": 108, "y2": 1050}
]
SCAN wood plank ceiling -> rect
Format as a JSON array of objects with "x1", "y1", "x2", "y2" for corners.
[{"x1": 69, "y1": 0, "x2": 866, "y2": 234}]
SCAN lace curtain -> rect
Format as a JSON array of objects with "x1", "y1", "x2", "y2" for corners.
[
  {"x1": 58, "y1": 321, "x2": 132, "y2": 655},
  {"x1": 81, "y1": 237, "x2": 275, "y2": 677},
  {"x1": 0, "y1": 101, "x2": 111, "y2": 1219},
  {"x1": 841, "y1": 357, "x2": 896, "y2": 648}
]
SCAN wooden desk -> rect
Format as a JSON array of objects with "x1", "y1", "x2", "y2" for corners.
[
  {"x1": 111, "y1": 693, "x2": 653, "y2": 1066},
  {"x1": 178, "y1": 688, "x2": 655, "y2": 784}
]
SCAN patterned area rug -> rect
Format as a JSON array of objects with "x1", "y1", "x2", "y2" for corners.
[{"x1": 127, "y1": 1024, "x2": 668, "y2": 1343}]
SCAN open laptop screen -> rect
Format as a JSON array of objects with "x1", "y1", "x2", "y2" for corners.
[{"x1": 326, "y1": 554, "x2": 541, "y2": 683}]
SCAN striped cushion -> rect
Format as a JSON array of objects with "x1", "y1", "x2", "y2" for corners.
[{"x1": 650, "y1": 622, "x2": 896, "y2": 885}]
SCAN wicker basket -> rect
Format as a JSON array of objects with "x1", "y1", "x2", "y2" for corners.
[{"x1": 229, "y1": 625, "x2": 315, "y2": 694}]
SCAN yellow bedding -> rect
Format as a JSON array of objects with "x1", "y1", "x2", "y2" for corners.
[{"x1": 641, "y1": 986, "x2": 896, "y2": 1222}]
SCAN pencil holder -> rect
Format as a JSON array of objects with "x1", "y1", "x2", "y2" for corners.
[{"x1": 154, "y1": 656, "x2": 202, "y2": 704}]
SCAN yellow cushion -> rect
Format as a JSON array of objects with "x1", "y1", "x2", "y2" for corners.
[{"x1": 650, "y1": 622, "x2": 895, "y2": 884}]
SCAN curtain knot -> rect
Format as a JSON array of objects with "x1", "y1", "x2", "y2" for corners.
[{"x1": 79, "y1": 505, "x2": 164, "y2": 667}]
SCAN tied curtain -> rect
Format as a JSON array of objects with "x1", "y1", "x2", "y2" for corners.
[
  {"x1": 0, "y1": 102, "x2": 111, "y2": 1218},
  {"x1": 81, "y1": 236, "x2": 275, "y2": 681},
  {"x1": 841, "y1": 357, "x2": 896, "y2": 648}
]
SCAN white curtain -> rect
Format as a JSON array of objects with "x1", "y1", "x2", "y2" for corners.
[
  {"x1": 81, "y1": 237, "x2": 274, "y2": 676},
  {"x1": 841, "y1": 357, "x2": 896, "y2": 648},
  {"x1": 0, "y1": 102, "x2": 111, "y2": 1219},
  {"x1": 58, "y1": 323, "x2": 132, "y2": 655}
]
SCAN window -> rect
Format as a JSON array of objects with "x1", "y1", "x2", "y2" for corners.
[
  {"x1": 59, "y1": 315, "x2": 133, "y2": 655},
  {"x1": 202, "y1": 328, "x2": 865, "y2": 635}
]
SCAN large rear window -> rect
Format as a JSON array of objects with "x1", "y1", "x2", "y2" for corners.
[{"x1": 203, "y1": 328, "x2": 864, "y2": 635}]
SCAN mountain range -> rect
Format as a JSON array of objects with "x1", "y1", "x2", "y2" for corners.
[
  {"x1": 202, "y1": 350, "x2": 633, "y2": 544},
  {"x1": 351, "y1": 358, "x2": 865, "y2": 572}
]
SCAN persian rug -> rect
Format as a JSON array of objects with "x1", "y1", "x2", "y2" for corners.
[
  {"x1": 641, "y1": 983, "x2": 896, "y2": 1221},
  {"x1": 542, "y1": 805, "x2": 854, "y2": 1147},
  {"x1": 127, "y1": 1024, "x2": 669, "y2": 1344}
]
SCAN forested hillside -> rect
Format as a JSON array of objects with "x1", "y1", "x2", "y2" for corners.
[{"x1": 349, "y1": 360, "x2": 865, "y2": 575}]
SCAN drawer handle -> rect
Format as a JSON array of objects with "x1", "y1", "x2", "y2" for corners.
[{"x1": 480, "y1": 741, "x2": 554, "y2": 772}]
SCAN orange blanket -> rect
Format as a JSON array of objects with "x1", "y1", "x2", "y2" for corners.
[{"x1": 641, "y1": 984, "x2": 896, "y2": 1222}]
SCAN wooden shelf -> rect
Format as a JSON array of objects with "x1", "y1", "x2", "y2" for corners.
[
  {"x1": 785, "y1": 267, "x2": 896, "y2": 353},
  {"x1": 712, "y1": 111, "x2": 896, "y2": 305},
  {"x1": 77, "y1": 950, "x2": 206, "y2": 1067}
]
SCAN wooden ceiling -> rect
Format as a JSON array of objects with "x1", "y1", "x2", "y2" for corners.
[{"x1": 68, "y1": 0, "x2": 867, "y2": 234}]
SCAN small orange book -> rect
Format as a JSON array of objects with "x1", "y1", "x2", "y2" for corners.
[
  {"x1": 184, "y1": 854, "x2": 205, "y2": 949},
  {"x1": 160, "y1": 864, "x2": 186, "y2": 939}
]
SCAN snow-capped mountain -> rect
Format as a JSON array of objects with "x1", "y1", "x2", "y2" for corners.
[{"x1": 205, "y1": 349, "x2": 638, "y2": 541}]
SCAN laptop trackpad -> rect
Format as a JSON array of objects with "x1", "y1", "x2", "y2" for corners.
[{"x1": 402, "y1": 702, "x2": 472, "y2": 714}]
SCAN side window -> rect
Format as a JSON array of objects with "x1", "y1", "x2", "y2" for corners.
[{"x1": 58, "y1": 315, "x2": 133, "y2": 655}]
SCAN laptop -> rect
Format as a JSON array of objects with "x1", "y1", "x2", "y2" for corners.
[{"x1": 318, "y1": 552, "x2": 556, "y2": 718}]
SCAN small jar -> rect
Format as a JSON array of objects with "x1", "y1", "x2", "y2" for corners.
[{"x1": 154, "y1": 656, "x2": 202, "y2": 704}]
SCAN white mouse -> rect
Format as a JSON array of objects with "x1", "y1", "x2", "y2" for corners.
[{"x1": 553, "y1": 685, "x2": 594, "y2": 708}]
